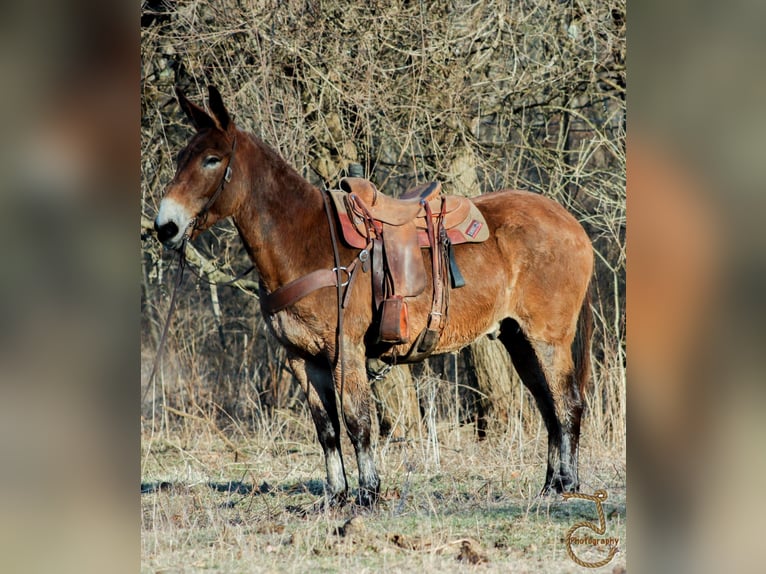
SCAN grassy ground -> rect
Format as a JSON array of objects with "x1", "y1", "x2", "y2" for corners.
[{"x1": 141, "y1": 406, "x2": 625, "y2": 573}]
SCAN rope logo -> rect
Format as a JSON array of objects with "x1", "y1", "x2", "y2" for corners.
[{"x1": 562, "y1": 489, "x2": 619, "y2": 568}]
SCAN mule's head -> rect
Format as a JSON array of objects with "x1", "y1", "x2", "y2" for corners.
[{"x1": 154, "y1": 85, "x2": 239, "y2": 249}]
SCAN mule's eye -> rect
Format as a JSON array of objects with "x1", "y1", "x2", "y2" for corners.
[{"x1": 203, "y1": 156, "x2": 221, "y2": 168}]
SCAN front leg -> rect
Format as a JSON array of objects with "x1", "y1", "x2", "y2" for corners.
[
  {"x1": 288, "y1": 355, "x2": 348, "y2": 505},
  {"x1": 333, "y1": 344, "x2": 381, "y2": 507}
]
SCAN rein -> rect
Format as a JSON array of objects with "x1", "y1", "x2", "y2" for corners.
[
  {"x1": 142, "y1": 239, "x2": 187, "y2": 404},
  {"x1": 142, "y1": 238, "x2": 256, "y2": 404}
]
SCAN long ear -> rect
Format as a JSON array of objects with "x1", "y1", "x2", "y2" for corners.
[
  {"x1": 207, "y1": 85, "x2": 231, "y2": 131},
  {"x1": 175, "y1": 86, "x2": 216, "y2": 131}
]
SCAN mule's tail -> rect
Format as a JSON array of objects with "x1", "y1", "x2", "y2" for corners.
[{"x1": 572, "y1": 283, "x2": 594, "y2": 402}]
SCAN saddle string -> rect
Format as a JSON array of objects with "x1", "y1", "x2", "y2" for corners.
[{"x1": 421, "y1": 199, "x2": 446, "y2": 342}]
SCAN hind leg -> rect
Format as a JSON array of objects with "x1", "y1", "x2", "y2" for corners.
[
  {"x1": 559, "y1": 367, "x2": 584, "y2": 491},
  {"x1": 499, "y1": 320, "x2": 582, "y2": 493},
  {"x1": 288, "y1": 355, "x2": 348, "y2": 505},
  {"x1": 534, "y1": 338, "x2": 584, "y2": 493}
]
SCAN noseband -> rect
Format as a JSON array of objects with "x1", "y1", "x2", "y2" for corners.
[{"x1": 186, "y1": 133, "x2": 238, "y2": 239}]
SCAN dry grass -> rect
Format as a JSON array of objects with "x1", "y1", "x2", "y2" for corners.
[
  {"x1": 142, "y1": 402, "x2": 625, "y2": 573},
  {"x1": 142, "y1": 350, "x2": 626, "y2": 572}
]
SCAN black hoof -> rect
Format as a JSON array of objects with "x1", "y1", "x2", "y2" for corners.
[
  {"x1": 318, "y1": 489, "x2": 347, "y2": 511},
  {"x1": 355, "y1": 487, "x2": 380, "y2": 508}
]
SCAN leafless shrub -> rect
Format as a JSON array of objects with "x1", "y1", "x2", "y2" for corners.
[{"x1": 141, "y1": 0, "x2": 625, "y2": 456}]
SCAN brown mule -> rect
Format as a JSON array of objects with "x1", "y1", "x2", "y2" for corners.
[{"x1": 154, "y1": 86, "x2": 594, "y2": 506}]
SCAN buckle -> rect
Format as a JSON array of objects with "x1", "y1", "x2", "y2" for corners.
[{"x1": 332, "y1": 266, "x2": 350, "y2": 287}]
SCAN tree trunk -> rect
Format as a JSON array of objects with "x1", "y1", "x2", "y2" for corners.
[{"x1": 463, "y1": 335, "x2": 515, "y2": 438}]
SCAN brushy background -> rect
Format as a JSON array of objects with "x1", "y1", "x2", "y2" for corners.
[
  {"x1": 2, "y1": 0, "x2": 766, "y2": 573},
  {"x1": 139, "y1": 0, "x2": 625, "y2": 442}
]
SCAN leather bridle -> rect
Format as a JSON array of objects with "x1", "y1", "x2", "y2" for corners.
[{"x1": 187, "y1": 133, "x2": 238, "y2": 239}]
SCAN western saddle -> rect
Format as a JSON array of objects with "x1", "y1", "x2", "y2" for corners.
[{"x1": 330, "y1": 177, "x2": 488, "y2": 360}]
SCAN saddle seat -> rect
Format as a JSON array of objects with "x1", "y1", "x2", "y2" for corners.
[{"x1": 339, "y1": 178, "x2": 440, "y2": 225}]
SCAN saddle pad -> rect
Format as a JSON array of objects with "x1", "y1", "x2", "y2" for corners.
[{"x1": 419, "y1": 200, "x2": 490, "y2": 246}]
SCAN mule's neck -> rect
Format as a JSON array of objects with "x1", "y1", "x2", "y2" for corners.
[{"x1": 231, "y1": 131, "x2": 333, "y2": 294}]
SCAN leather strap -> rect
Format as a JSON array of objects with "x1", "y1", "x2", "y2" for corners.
[
  {"x1": 371, "y1": 237, "x2": 385, "y2": 309},
  {"x1": 261, "y1": 268, "x2": 342, "y2": 314},
  {"x1": 413, "y1": 198, "x2": 449, "y2": 356},
  {"x1": 260, "y1": 190, "x2": 370, "y2": 315},
  {"x1": 447, "y1": 238, "x2": 465, "y2": 288},
  {"x1": 190, "y1": 135, "x2": 237, "y2": 233}
]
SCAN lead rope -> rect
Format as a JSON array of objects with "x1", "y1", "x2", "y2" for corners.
[{"x1": 142, "y1": 239, "x2": 188, "y2": 404}]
